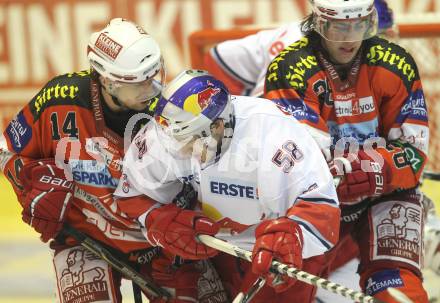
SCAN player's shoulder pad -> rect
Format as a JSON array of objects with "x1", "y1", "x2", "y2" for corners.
[
  {"x1": 364, "y1": 36, "x2": 420, "y2": 88},
  {"x1": 29, "y1": 69, "x2": 93, "y2": 122},
  {"x1": 266, "y1": 35, "x2": 320, "y2": 93}
]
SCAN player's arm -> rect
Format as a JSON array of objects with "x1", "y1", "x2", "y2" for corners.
[
  {"x1": 332, "y1": 50, "x2": 430, "y2": 202},
  {"x1": 1, "y1": 99, "x2": 47, "y2": 197},
  {"x1": 263, "y1": 47, "x2": 332, "y2": 160},
  {"x1": 259, "y1": 115, "x2": 340, "y2": 257},
  {"x1": 115, "y1": 124, "x2": 219, "y2": 260},
  {"x1": 1, "y1": 77, "x2": 77, "y2": 242},
  {"x1": 204, "y1": 28, "x2": 278, "y2": 95},
  {"x1": 0, "y1": 73, "x2": 86, "y2": 196},
  {"x1": 251, "y1": 114, "x2": 340, "y2": 292},
  {"x1": 374, "y1": 52, "x2": 428, "y2": 190}
]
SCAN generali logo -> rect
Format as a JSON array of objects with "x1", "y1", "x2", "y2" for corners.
[
  {"x1": 375, "y1": 203, "x2": 422, "y2": 266},
  {"x1": 95, "y1": 33, "x2": 123, "y2": 60},
  {"x1": 60, "y1": 248, "x2": 110, "y2": 303}
]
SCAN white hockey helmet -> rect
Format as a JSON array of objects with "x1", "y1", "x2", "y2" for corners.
[
  {"x1": 155, "y1": 70, "x2": 234, "y2": 163},
  {"x1": 88, "y1": 18, "x2": 164, "y2": 84},
  {"x1": 310, "y1": 0, "x2": 378, "y2": 42}
]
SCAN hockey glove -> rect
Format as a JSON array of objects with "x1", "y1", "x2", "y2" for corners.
[
  {"x1": 330, "y1": 150, "x2": 392, "y2": 203},
  {"x1": 252, "y1": 217, "x2": 303, "y2": 293},
  {"x1": 19, "y1": 159, "x2": 74, "y2": 242},
  {"x1": 147, "y1": 255, "x2": 228, "y2": 303},
  {"x1": 145, "y1": 204, "x2": 219, "y2": 260},
  {"x1": 146, "y1": 255, "x2": 199, "y2": 303}
]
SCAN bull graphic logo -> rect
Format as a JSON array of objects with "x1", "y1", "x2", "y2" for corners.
[
  {"x1": 375, "y1": 203, "x2": 422, "y2": 265},
  {"x1": 61, "y1": 248, "x2": 105, "y2": 289},
  {"x1": 377, "y1": 204, "x2": 421, "y2": 242},
  {"x1": 183, "y1": 83, "x2": 221, "y2": 116}
]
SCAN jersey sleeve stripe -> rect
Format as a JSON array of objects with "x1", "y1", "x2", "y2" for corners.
[
  {"x1": 265, "y1": 88, "x2": 299, "y2": 100},
  {"x1": 290, "y1": 216, "x2": 333, "y2": 250},
  {"x1": 297, "y1": 196, "x2": 338, "y2": 206},
  {"x1": 287, "y1": 200, "x2": 340, "y2": 247},
  {"x1": 211, "y1": 46, "x2": 256, "y2": 86}
]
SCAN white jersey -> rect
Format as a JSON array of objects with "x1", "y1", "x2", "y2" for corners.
[
  {"x1": 208, "y1": 22, "x2": 302, "y2": 97},
  {"x1": 115, "y1": 96, "x2": 340, "y2": 259}
]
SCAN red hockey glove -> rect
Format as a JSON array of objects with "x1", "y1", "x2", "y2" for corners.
[
  {"x1": 330, "y1": 150, "x2": 392, "y2": 203},
  {"x1": 252, "y1": 217, "x2": 303, "y2": 293},
  {"x1": 19, "y1": 159, "x2": 74, "y2": 243},
  {"x1": 146, "y1": 255, "x2": 199, "y2": 303},
  {"x1": 147, "y1": 255, "x2": 228, "y2": 303},
  {"x1": 145, "y1": 204, "x2": 219, "y2": 260}
]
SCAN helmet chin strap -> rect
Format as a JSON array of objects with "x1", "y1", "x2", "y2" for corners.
[
  {"x1": 101, "y1": 83, "x2": 130, "y2": 111},
  {"x1": 111, "y1": 95, "x2": 127, "y2": 109}
]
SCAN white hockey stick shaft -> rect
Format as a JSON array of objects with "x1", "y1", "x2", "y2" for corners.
[
  {"x1": 232, "y1": 277, "x2": 266, "y2": 303},
  {"x1": 333, "y1": 176, "x2": 342, "y2": 187},
  {"x1": 198, "y1": 235, "x2": 384, "y2": 303}
]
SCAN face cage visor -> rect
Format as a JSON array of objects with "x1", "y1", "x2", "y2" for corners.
[
  {"x1": 109, "y1": 57, "x2": 166, "y2": 104},
  {"x1": 156, "y1": 102, "x2": 234, "y2": 165},
  {"x1": 156, "y1": 117, "x2": 225, "y2": 165},
  {"x1": 314, "y1": 9, "x2": 378, "y2": 42}
]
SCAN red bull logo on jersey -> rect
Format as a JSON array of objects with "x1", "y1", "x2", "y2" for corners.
[{"x1": 182, "y1": 84, "x2": 221, "y2": 116}]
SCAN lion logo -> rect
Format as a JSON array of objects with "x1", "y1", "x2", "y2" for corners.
[{"x1": 61, "y1": 248, "x2": 105, "y2": 288}]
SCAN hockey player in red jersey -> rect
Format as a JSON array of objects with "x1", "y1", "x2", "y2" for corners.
[
  {"x1": 114, "y1": 69, "x2": 341, "y2": 302},
  {"x1": 0, "y1": 18, "x2": 203, "y2": 303},
  {"x1": 204, "y1": 0, "x2": 395, "y2": 99},
  {"x1": 264, "y1": 0, "x2": 429, "y2": 302}
]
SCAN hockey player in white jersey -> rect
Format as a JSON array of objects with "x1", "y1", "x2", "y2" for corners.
[
  {"x1": 204, "y1": 0, "x2": 395, "y2": 98},
  {"x1": 205, "y1": 22, "x2": 302, "y2": 97},
  {"x1": 205, "y1": 2, "x2": 435, "y2": 302},
  {"x1": 115, "y1": 69, "x2": 340, "y2": 301}
]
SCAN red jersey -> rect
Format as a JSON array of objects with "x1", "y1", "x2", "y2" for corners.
[
  {"x1": 264, "y1": 34, "x2": 429, "y2": 191},
  {"x1": 0, "y1": 69, "x2": 155, "y2": 253}
]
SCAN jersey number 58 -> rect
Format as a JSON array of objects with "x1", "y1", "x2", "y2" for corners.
[{"x1": 272, "y1": 140, "x2": 304, "y2": 173}]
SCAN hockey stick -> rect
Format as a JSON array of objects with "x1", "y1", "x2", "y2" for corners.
[
  {"x1": 423, "y1": 170, "x2": 440, "y2": 181},
  {"x1": 62, "y1": 224, "x2": 171, "y2": 301},
  {"x1": 232, "y1": 277, "x2": 266, "y2": 303},
  {"x1": 198, "y1": 235, "x2": 384, "y2": 303}
]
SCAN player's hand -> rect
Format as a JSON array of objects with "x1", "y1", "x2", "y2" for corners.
[
  {"x1": 144, "y1": 255, "x2": 199, "y2": 303},
  {"x1": 19, "y1": 159, "x2": 74, "y2": 242},
  {"x1": 252, "y1": 217, "x2": 303, "y2": 293},
  {"x1": 148, "y1": 255, "x2": 228, "y2": 303},
  {"x1": 329, "y1": 150, "x2": 392, "y2": 203},
  {"x1": 145, "y1": 204, "x2": 219, "y2": 260}
]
